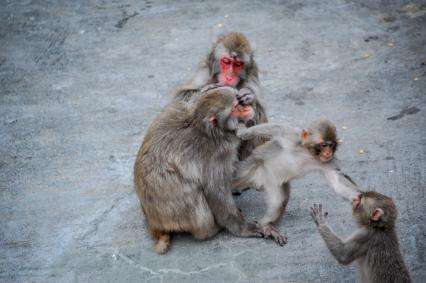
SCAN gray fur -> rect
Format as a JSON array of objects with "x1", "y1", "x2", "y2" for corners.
[
  {"x1": 233, "y1": 122, "x2": 360, "y2": 226},
  {"x1": 311, "y1": 201, "x2": 411, "y2": 283}
]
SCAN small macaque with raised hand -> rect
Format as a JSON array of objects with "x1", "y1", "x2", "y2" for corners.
[
  {"x1": 232, "y1": 119, "x2": 360, "y2": 239},
  {"x1": 310, "y1": 192, "x2": 411, "y2": 283}
]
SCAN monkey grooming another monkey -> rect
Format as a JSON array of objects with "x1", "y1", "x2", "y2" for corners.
[
  {"x1": 175, "y1": 32, "x2": 268, "y2": 159},
  {"x1": 310, "y1": 192, "x2": 411, "y2": 283},
  {"x1": 134, "y1": 87, "x2": 285, "y2": 254},
  {"x1": 232, "y1": 120, "x2": 360, "y2": 235}
]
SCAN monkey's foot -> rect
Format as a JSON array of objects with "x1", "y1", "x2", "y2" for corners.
[{"x1": 261, "y1": 224, "x2": 287, "y2": 246}]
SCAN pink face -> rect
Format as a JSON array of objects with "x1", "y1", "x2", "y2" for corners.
[
  {"x1": 230, "y1": 99, "x2": 254, "y2": 121},
  {"x1": 219, "y1": 56, "x2": 244, "y2": 86}
]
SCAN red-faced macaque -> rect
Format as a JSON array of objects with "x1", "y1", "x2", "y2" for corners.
[
  {"x1": 310, "y1": 192, "x2": 411, "y2": 283},
  {"x1": 134, "y1": 87, "x2": 285, "y2": 254},
  {"x1": 232, "y1": 120, "x2": 360, "y2": 237},
  {"x1": 175, "y1": 32, "x2": 268, "y2": 159}
]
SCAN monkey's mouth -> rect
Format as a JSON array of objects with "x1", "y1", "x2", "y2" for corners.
[{"x1": 319, "y1": 155, "x2": 332, "y2": 163}]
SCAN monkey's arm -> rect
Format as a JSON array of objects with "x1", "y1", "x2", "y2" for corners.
[
  {"x1": 203, "y1": 183, "x2": 262, "y2": 237},
  {"x1": 310, "y1": 204, "x2": 369, "y2": 265},
  {"x1": 236, "y1": 123, "x2": 289, "y2": 140},
  {"x1": 174, "y1": 65, "x2": 212, "y2": 101},
  {"x1": 318, "y1": 225, "x2": 370, "y2": 265},
  {"x1": 322, "y1": 168, "x2": 361, "y2": 201}
]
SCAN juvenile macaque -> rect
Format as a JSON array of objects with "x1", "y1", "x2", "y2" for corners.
[
  {"x1": 232, "y1": 120, "x2": 360, "y2": 235},
  {"x1": 134, "y1": 87, "x2": 285, "y2": 254},
  {"x1": 175, "y1": 32, "x2": 268, "y2": 159},
  {"x1": 310, "y1": 192, "x2": 411, "y2": 283}
]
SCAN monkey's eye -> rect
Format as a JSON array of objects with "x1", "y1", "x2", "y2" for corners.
[
  {"x1": 233, "y1": 61, "x2": 243, "y2": 68},
  {"x1": 221, "y1": 58, "x2": 232, "y2": 65}
]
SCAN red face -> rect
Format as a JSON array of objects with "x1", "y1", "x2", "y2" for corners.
[
  {"x1": 230, "y1": 99, "x2": 254, "y2": 121},
  {"x1": 219, "y1": 56, "x2": 244, "y2": 86}
]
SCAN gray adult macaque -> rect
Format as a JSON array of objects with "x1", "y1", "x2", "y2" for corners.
[
  {"x1": 233, "y1": 120, "x2": 360, "y2": 236},
  {"x1": 174, "y1": 32, "x2": 268, "y2": 159},
  {"x1": 310, "y1": 191, "x2": 411, "y2": 283},
  {"x1": 134, "y1": 87, "x2": 285, "y2": 254}
]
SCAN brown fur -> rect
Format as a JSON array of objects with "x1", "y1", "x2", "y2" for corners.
[{"x1": 134, "y1": 88, "x2": 267, "y2": 254}]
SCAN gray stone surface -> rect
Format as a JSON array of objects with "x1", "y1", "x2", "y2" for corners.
[{"x1": 1, "y1": 0, "x2": 425, "y2": 282}]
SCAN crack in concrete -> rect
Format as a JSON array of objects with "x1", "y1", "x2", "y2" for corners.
[
  {"x1": 78, "y1": 194, "x2": 126, "y2": 241},
  {"x1": 112, "y1": 250, "x2": 230, "y2": 277}
]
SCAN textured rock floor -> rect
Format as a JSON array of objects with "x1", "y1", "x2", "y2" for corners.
[{"x1": 1, "y1": 0, "x2": 425, "y2": 282}]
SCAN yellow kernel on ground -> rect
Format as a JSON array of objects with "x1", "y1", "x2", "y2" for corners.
[
  {"x1": 217, "y1": 23, "x2": 223, "y2": 28},
  {"x1": 338, "y1": 139, "x2": 344, "y2": 144},
  {"x1": 363, "y1": 53, "x2": 370, "y2": 59},
  {"x1": 414, "y1": 77, "x2": 420, "y2": 81},
  {"x1": 358, "y1": 149, "x2": 364, "y2": 155},
  {"x1": 387, "y1": 42, "x2": 394, "y2": 47},
  {"x1": 342, "y1": 126, "x2": 348, "y2": 131},
  {"x1": 224, "y1": 15, "x2": 229, "y2": 19}
]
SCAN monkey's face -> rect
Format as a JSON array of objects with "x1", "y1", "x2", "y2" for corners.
[
  {"x1": 352, "y1": 191, "x2": 397, "y2": 229},
  {"x1": 218, "y1": 55, "x2": 245, "y2": 87},
  {"x1": 213, "y1": 33, "x2": 252, "y2": 87},
  {"x1": 218, "y1": 100, "x2": 254, "y2": 131},
  {"x1": 198, "y1": 88, "x2": 253, "y2": 132},
  {"x1": 302, "y1": 120, "x2": 338, "y2": 163}
]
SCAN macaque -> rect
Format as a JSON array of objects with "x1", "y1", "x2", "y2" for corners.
[
  {"x1": 310, "y1": 192, "x2": 411, "y2": 283},
  {"x1": 232, "y1": 120, "x2": 360, "y2": 235},
  {"x1": 134, "y1": 87, "x2": 285, "y2": 254},
  {"x1": 175, "y1": 32, "x2": 268, "y2": 159}
]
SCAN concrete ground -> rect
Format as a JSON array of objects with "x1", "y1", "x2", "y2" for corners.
[{"x1": 1, "y1": 0, "x2": 425, "y2": 282}]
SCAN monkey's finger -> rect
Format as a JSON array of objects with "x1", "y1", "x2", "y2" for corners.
[
  {"x1": 272, "y1": 232, "x2": 287, "y2": 246},
  {"x1": 324, "y1": 211, "x2": 329, "y2": 218}
]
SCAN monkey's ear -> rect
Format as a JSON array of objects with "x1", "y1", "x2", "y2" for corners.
[
  {"x1": 301, "y1": 129, "x2": 310, "y2": 142},
  {"x1": 209, "y1": 116, "x2": 217, "y2": 126},
  {"x1": 371, "y1": 208, "x2": 384, "y2": 221}
]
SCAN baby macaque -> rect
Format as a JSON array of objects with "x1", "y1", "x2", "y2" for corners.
[
  {"x1": 233, "y1": 120, "x2": 360, "y2": 237},
  {"x1": 310, "y1": 192, "x2": 411, "y2": 283}
]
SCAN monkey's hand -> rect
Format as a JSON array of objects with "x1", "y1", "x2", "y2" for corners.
[
  {"x1": 237, "y1": 87, "x2": 255, "y2": 106},
  {"x1": 261, "y1": 224, "x2": 287, "y2": 246},
  {"x1": 236, "y1": 122, "x2": 250, "y2": 139},
  {"x1": 310, "y1": 203, "x2": 328, "y2": 226},
  {"x1": 200, "y1": 83, "x2": 226, "y2": 93}
]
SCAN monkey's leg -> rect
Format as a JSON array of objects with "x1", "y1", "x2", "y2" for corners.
[
  {"x1": 190, "y1": 199, "x2": 221, "y2": 240},
  {"x1": 260, "y1": 182, "x2": 291, "y2": 225},
  {"x1": 152, "y1": 230, "x2": 171, "y2": 254},
  {"x1": 232, "y1": 159, "x2": 258, "y2": 194}
]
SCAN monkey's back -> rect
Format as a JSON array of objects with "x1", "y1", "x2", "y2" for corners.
[
  {"x1": 363, "y1": 230, "x2": 411, "y2": 283},
  {"x1": 134, "y1": 101, "x2": 238, "y2": 233}
]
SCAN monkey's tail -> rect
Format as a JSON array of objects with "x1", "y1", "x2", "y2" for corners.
[{"x1": 153, "y1": 231, "x2": 171, "y2": 254}]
